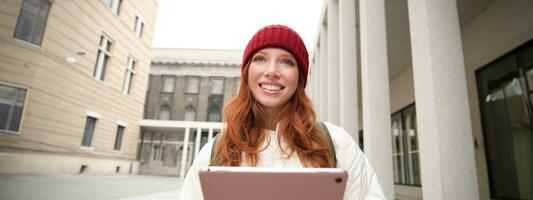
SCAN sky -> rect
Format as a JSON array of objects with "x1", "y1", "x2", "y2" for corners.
[{"x1": 152, "y1": 0, "x2": 324, "y2": 51}]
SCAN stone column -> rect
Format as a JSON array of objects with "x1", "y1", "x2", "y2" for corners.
[
  {"x1": 311, "y1": 52, "x2": 320, "y2": 111},
  {"x1": 339, "y1": 0, "x2": 359, "y2": 140},
  {"x1": 319, "y1": 25, "x2": 328, "y2": 121},
  {"x1": 327, "y1": 0, "x2": 340, "y2": 124},
  {"x1": 407, "y1": 0, "x2": 479, "y2": 199},
  {"x1": 359, "y1": 0, "x2": 394, "y2": 198},
  {"x1": 180, "y1": 127, "x2": 191, "y2": 178}
]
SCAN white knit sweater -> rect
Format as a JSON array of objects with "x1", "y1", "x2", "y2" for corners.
[{"x1": 180, "y1": 122, "x2": 386, "y2": 200}]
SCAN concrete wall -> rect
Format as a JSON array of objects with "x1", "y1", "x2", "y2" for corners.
[
  {"x1": 390, "y1": 67, "x2": 415, "y2": 113},
  {"x1": 0, "y1": 152, "x2": 139, "y2": 175}
]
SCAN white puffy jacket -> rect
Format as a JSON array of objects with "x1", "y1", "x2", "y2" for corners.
[{"x1": 180, "y1": 122, "x2": 386, "y2": 200}]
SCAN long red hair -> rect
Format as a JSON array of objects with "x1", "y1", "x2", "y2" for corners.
[{"x1": 212, "y1": 62, "x2": 334, "y2": 167}]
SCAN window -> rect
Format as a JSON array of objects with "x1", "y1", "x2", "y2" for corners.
[
  {"x1": 476, "y1": 40, "x2": 533, "y2": 199},
  {"x1": 207, "y1": 95, "x2": 223, "y2": 122},
  {"x1": 159, "y1": 105, "x2": 170, "y2": 120},
  {"x1": 94, "y1": 34, "x2": 113, "y2": 81},
  {"x1": 208, "y1": 107, "x2": 220, "y2": 122},
  {"x1": 184, "y1": 106, "x2": 196, "y2": 121},
  {"x1": 186, "y1": 77, "x2": 199, "y2": 94},
  {"x1": 114, "y1": 125, "x2": 124, "y2": 150},
  {"x1": 122, "y1": 56, "x2": 136, "y2": 95},
  {"x1": 391, "y1": 104, "x2": 420, "y2": 186},
  {"x1": 0, "y1": 83, "x2": 27, "y2": 133},
  {"x1": 133, "y1": 14, "x2": 145, "y2": 38},
  {"x1": 14, "y1": 0, "x2": 51, "y2": 45},
  {"x1": 210, "y1": 78, "x2": 224, "y2": 95},
  {"x1": 162, "y1": 77, "x2": 175, "y2": 93},
  {"x1": 81, "y1": 116, "x2": 97, "y2": 147},
  {"x1": 106, "y1": 0, "x2": 122, "y2": 15},
  {"x1": 152, "y1": 144, "x2": 164, "y2": 161}
]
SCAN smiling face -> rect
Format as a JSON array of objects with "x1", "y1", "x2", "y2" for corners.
[{"x1": 247, "y1": 47, "x2": 299, "y2": 115}]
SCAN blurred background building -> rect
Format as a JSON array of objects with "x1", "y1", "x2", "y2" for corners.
[
  {"x1": 139, "y1": 48, "x2": 241, "y2": 176},
  {"x1": 0, "y1": 0, "x2": 158, "y2": 175},
  {"x1": 308, "y1": 0, "x2": 533, "y2": 199}
]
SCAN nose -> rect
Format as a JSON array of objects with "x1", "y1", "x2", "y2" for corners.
[{"x1": 265, "y1": 62, "x2": 280, "y2": 79}]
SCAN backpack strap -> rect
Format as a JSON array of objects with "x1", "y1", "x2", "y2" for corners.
[
  {"x1": 209, "y1": 122, "x2": 337, "y2": 167},
  {"x1": 317, "y1": 121, "x2": 337, "y2": 168}
]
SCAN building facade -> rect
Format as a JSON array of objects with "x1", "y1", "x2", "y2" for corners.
[
  {"x1": 308, "y1": 0, "x2": 533, "y2": 199},
  {"x1": 139, "y1": 48, "x2": 241, "y2": 176},
  {"x1": 0, "y1": 0, "x2": 158, "y2": 175}
]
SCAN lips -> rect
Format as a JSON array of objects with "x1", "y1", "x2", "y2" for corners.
[{"x1": 259, "y1": 83, "x2": 285, "y2": 91}]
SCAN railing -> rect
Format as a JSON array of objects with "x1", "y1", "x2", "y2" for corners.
[{"x1": 139, "y1": 119, "x2": 224, "y2": 178}]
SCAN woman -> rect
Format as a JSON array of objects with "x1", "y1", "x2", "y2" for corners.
[{"x1": 180, "y1": 25, "x2": 385, "y2": 199}]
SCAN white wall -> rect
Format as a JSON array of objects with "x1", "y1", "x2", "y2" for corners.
[{"x1": 389, "y1": 67, "x2": 415, "y2": 113}]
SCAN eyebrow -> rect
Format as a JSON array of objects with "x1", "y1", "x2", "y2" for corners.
[{"x1": 252, "y1": 49, "x2": 296, "y2": 61}]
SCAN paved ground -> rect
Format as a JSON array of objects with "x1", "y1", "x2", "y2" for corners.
[{"x1": 0, "y1": 174, "x2": 184, "y2": 200}]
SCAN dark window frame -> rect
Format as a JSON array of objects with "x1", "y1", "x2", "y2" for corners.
[
  {"x1": 105, "y1": 0, "x2": 122, "y2": 15},
  {"x1": 207, "y1": 106, "x2": 221, "y2": 122},
  {"x1": 114, "y1": 125, "x2": 125, "y2": 150},
  {"x1": 391, "y1": 103, "x2": 421, "y2": 187},
  {"x1": 13, "y1": 0, "x2": 51, "y2": 46},
  {"x1": 184, "y1": 105, "x2": 196, "y2": 121},
  {"x1": 475, "y1": 39, "x2": 533, "y2": 200},
  {"x1": 185, "y1": 76, "x2": 201, "y2": 94},
  {"x1": 161, "y1": 75, "x2": 176, "y2": 93},
  {"x1": 122, "y1": 56, "x2": 137, "y2": 95},
  {"x1": 210, "y1": 77, "x2": 225, "y2": 95},
  {"x1": 93, "y1": 34, "x2": 113, "y2": 81},
  {"x1": 159, "y1": 104, "x2": 171, "y2": 120},
  {"x1": 81, "y1": 116, "x2": 97, "y2": 147},
  {"x1": 0, "y1": 83, "x2": 28, "y2": 134}
]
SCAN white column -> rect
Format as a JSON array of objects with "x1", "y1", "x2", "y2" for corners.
[
  {"x1": 180, "y1": 127, "x2": 191, "y2": 178},
  {"x1": 319, "y1": 26, "x2": 328, "y2": 121},
  {"x1": 407, "y1": 0, "x2": 479, "y2": 199},
  {"x1": 339, "y1": 0, "x2": 359, "y2": 140},
  {"x1": 311, "y1": 53, "x2": 319, "y2": 110},
  {"x1": 360, "y1": 0, "x2": 394, "y2": 199},
  {"x1": 208, "y1": 128, "x2": 214, "y2": 140},
  {"x1": 194, "y1": 127, "x2": 202, "y2": 158},
  {"x1": 327, "y1": 0, "x2": 340, "y2": 124},
  {"x1": 314, "y1": 53, "x2": 320, "y2": 109}
]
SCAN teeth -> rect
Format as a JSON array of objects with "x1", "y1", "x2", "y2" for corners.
[{"x1": 261, "y1": 84, "x2": 282, "y2": 91}]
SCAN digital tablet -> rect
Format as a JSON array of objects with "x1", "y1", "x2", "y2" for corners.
[{"x1": 199, "y1": 166, "x2": 348, "y2": 200}]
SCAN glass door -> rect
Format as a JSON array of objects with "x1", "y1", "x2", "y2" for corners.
[{"x1": 476, "y1": 41, "x2": 533, "y2": 199}]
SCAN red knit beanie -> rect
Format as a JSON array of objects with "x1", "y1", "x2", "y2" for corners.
[{"x1": 242, "y1": 25, "x2": 310, "y2": 86}]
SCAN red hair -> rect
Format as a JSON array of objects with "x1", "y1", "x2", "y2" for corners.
[{"x1": 212, "y1": 62, "x2": 335, "y2": 167}]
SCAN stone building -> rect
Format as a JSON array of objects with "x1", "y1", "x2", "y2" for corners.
[
  {"x1": 0, "y1": 0, "x2": 158, "y2": 175},
  {"x1": 139, "y1": 48, "x2": 242, "y2": 176},
  {"x1": 308, "y1": 0, "x2": 533, "y2": 199}
]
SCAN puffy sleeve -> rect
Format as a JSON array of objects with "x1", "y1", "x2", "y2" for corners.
[
  {"x1": 179, "y1": 138, "x2": 214, "y2": 200},
  {"x1": 324, "y1": 122, "x2": 386, "y2": 200}
]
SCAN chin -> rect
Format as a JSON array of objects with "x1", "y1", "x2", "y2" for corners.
[{"x1": 256, "y1": 99, "x2": 287, "y2": 109}]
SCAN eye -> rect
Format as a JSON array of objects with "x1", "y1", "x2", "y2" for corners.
[
  {"x1": 252, "y1": 55, "x2": 266, "y2": 62},
  {"x1": 281, "y1": 58, "x2": 295, "y2": 66}
]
